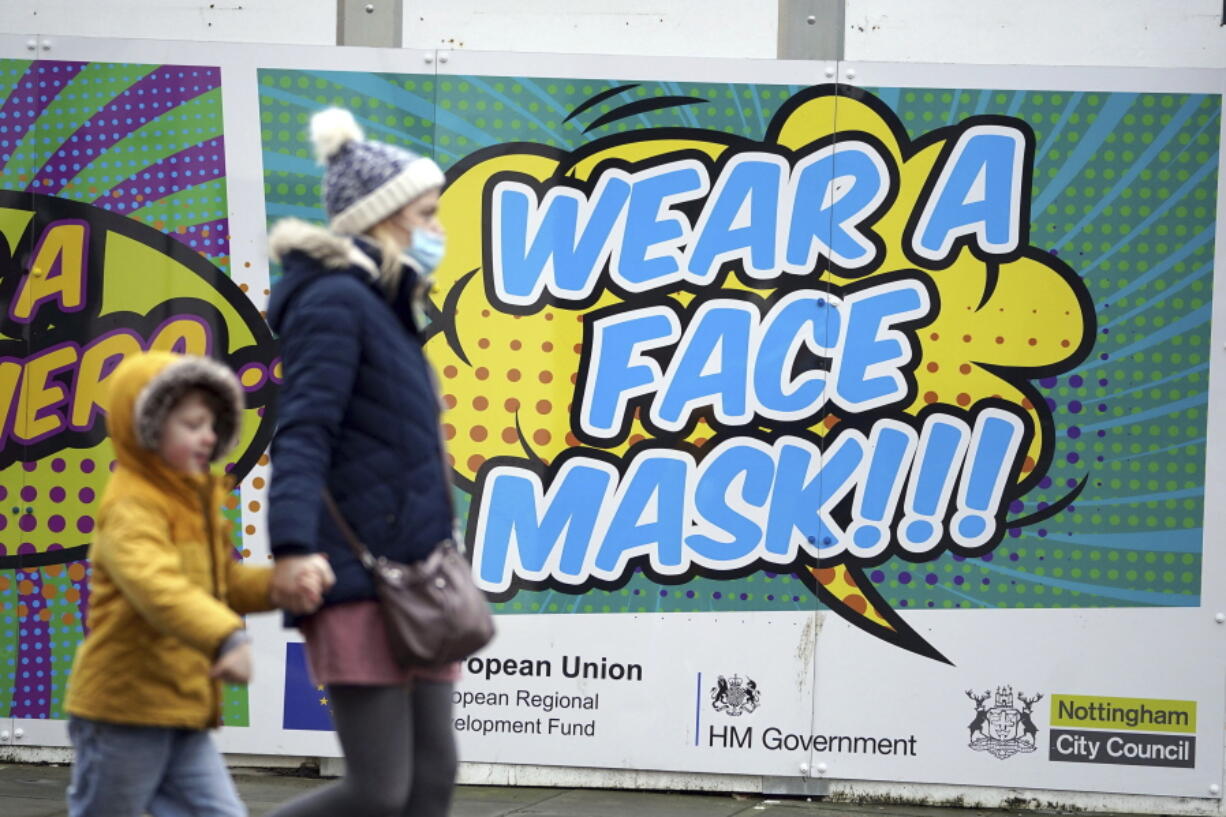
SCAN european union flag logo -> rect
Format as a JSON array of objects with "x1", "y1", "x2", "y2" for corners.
[{"x1": 282, "y1": 642, "x2": 334, "y2": 731}]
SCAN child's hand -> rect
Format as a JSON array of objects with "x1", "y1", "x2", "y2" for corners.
[
  {"x1": 304, "y1": 554, "x2": 336, "y2": 594},
  {"x1": 210, "y1": 641, "x2": 253, "y2": 684},
  {"x1": 292, "y1": 556, "x2": 335, "y2": 613},
  {"x1": 271, "y1": 554, "x2": 335, "y2": 614}
]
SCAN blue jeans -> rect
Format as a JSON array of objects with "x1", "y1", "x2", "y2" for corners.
[{"x1": 67, "y1": 716, "x2": 245, "y2": 817}]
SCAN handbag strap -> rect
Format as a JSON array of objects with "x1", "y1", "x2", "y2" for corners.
[{"x1": 321, "y1": 489, "x2": 378, "y2": 570}]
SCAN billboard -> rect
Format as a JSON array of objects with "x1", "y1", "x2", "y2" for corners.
[{"x1": 1, "y1": 37, "x2": 1223, "y2": 801}]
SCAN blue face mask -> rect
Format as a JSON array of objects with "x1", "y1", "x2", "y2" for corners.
[{"x1": 405, "y1": 229, "x2": 446, "y2": 274}]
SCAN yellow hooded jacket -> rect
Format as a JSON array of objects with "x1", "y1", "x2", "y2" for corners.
[{"x1": 66, "y1": 352, "x2": 273, "y2": 729}]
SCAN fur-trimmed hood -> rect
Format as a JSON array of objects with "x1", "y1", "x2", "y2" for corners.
[
  {"x1": 268, "y1": 218, "x2": 378, "y2": 277},
  {"x1": 266, "y1": 218, "x2": 382, "y2": 334},
  {"x1": 106, "y1": 352, "x2": 244, "y2": 476}
]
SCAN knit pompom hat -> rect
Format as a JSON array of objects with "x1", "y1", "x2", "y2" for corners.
[{"x1": 311, "y1": 108, "x2": 445, "y2": 236}]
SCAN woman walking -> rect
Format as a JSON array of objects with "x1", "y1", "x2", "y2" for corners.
[{"x1": 264, "y1": 108, "x2": 458, "y2": 817}]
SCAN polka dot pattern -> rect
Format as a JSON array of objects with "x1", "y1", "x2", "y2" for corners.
[
  {"x1": 0, "y1": 560, "x2": 88, "y2": 719},
  {"x1": 0, "y1": 59, "x2": 231, "y2": 272},
  {"x1": 869, "y1": 87, "x2": 1214, "y2": 612},
  {"x1": 96, "y1": 136, "x2": 226, "y2": 213},
  {"x1": 0, "y1": 60, "x2": 87, "y2": 144}
]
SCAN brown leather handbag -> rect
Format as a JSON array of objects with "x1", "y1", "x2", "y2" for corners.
[{"x1": 322, "y1": 490, "x2": 495, "y2": 667}]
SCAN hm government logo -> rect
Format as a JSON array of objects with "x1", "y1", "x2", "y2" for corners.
[
  {"x1": 711, "y1": 675, "x2": 760, "y2": 717},
  {"x1": 966, "y1": 687, "x2": 1042, "y2": 760}
]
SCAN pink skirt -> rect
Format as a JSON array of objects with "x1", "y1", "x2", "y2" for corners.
[{"x1": 299, "y1": 600, "x2": 461, "y2": 686}]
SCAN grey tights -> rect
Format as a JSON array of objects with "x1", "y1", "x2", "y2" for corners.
[{"x1": 266, "y1": 681, "x2": 457, "y2": 817}]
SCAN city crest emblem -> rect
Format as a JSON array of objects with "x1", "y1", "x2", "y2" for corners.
[
  {"x1": 967, "y1": 686, "x2": 1042, "y2": 760},
  {"x1": 711, "y1": 674, "x2": 761, "y2": 716}
]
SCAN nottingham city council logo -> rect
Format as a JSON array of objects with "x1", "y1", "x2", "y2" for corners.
[
  {"x1": 966, "y1": 686, "x2": 1042, "y2": 759},
  {"x1": 711, "y1": 674, "x2": 761, "y2": 716}
]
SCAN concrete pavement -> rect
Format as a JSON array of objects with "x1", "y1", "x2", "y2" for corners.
[{"x1": 0, "y1": 762, "x2": 1161, "y2": 817}]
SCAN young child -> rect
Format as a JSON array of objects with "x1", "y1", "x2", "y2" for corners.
[{"x1": 64, "y1": 351, "x2": 331, "y2": 817}]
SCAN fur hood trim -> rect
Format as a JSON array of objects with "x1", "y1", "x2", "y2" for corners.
[
  {"x1": 268, "y1": 218, "x2": 378, "y2": 277},
  {"x1": 132, "y1": 355, "x2": 244, "y2": 461}
]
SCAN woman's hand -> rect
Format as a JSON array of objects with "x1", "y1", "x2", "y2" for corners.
[{"x1": 271, "y1": 554, "x2": 336, "y2": 614}]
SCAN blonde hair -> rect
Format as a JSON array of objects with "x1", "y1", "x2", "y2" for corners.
[{"x1": 364, "y1": 220, "x2": 406, "y2": 293}]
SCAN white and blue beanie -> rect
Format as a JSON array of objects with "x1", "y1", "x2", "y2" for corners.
[{"x1": 310, "y1": 108, "x2": 445, "y2": 235}]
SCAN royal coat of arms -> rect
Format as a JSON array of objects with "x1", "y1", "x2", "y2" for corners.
[{"x1": 711, "y1": 674, "x2": 761, "y2": 716}]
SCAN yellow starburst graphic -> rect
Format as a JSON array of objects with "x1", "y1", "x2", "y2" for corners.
[{"x1": 425, "y1": 86, "x2": 1093, "y2": 661}]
